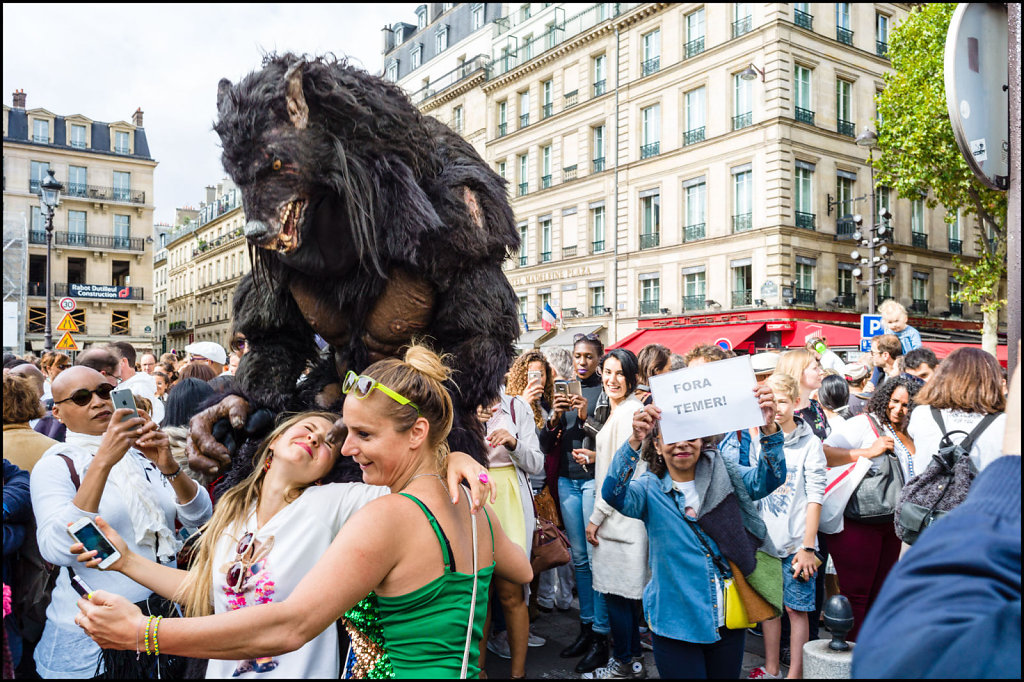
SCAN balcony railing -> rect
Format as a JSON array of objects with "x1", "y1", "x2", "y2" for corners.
[
  {"x1": 541, "y1": 174, "x2": 552, "y2": 189},
  {"x1": 795, "y1": 287, "x2": 816, "y2": 305},
  {"x1": 592, "y1": 239, "x2": 606, "y2": 253},
  {"x1": 683, "y1": 127, "x2": 705, "y2": 146},
  {"x1": 541, "y1": 251, "x2": 552, "y2": 263},
  {"x1": 27, "y1": 281, "x2": 45, "y2": 297},
  {"x1": 518, "y1": 182, "x2": 529, "y2": 197},
  {"x1": 836, "y1": 293, "x2": 856, "y2": 308},
  {"x1": 114, "y1": 145, "x2": 131, "y2": 155},
  {"x1": 542, "y1": 103, "x2": 553, "y2": 119},
  {"x1": 733, "y1": 112, "x2": 752, "y2": 130},
  {"x1": 169, "y1": 321, "x2": 188, "y2": 332},
  {"x1": 564, "y1": 90, "x2": 579, "y2": 108},
  {"x1": 948, "y1": 301, "x2": 963, "y2": 316},
  {"x1": 838, "y1": 119, "x2": 856, "y2": 137},
  {"x1": 837, "y1": 218, "x2": 858, "y2": 238},
  {"x1": 641, "y1": 57, "x2": 660, "y2": 77},
  {"x1": 591, "y1": 305, "x2": 608, "y2": 316},
  {"x1": 912, "y1": 232, "x2": 928, "y2": 249},
  {"x1": 910, "y1": 299, "x2": 928, "y2": 314},
  {"x1": 795, "y1": 107, "x2": 815, "y2": 125},
  {"x1": 640, "y1": 142, "x2": 660, "y2": 159},
  {"x1": 639, "y1": 232, "x2": 660, "y2": 249},
  {"x1": 682, "y1": 295, "x2": 705, "y2": 311},
  {"x1": 562, "y1": 165, "x2": 577, "y2": 182},
  {"x1": 33, "y1": 134, "x2": 49, "y2": 144},
  {"x1": 733, "y1": 16, "x2": 753, "y2": 38},
  {"x1": 519, "y1": 113, "x2": 529, "y2": 128},
  {"x1": 796, "y1": 211, "x2": 816, "y2": 230},
  {"x1": 53, "y1": 283, "x2": 145, "y2": 300},
  {"x1": 594, "y1": 79, "x2": 606, "y2": 97},
  {"x1": 684, "y1": 223, "x2": 706, "y2": 241},
  {"x1": 639, "y1": 300, "x2": 661, "y2": 315},
  {"x1": 794, "y1": 8, "x2": 813, "y2": 30},
  {"x1": 733, "y1": 213, "x2": 752, "y2": 232},
  {"x1": 592, "y1": 157, "x2": 606, "y2": 173},
  {"x1": 519, "y1": 254, "x2": 528, "y2": 267},
  {"x1": 836, "y1": 26, "x2": 854, "y2": 45},
  {"x1": 876, "y1": 40, "x2": 888, "y2": 57},
  {"x1": 29, "y1": 229, "x2": 144, "y2": 251},
  {"x1": 685, "y1": 37, "x2": 705, "y2": 58},
  {"x1": 497, "y1": 122, "x2": 507, "y2": 137},
  {"x1": 948, "y1": 238, "x2": 962, "y2": 254},
  {"x1": 562, "y1": 245, "x2": 577, "y2": 258},
  {"x1": 732, "y1": 290, "x2": 752, "y2": 307},
  {"x1": 31, "y1": 180, "x2": 146, "y2": 204}
]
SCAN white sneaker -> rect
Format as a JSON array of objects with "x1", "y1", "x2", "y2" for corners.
[
  {"x1": 528, "y1": 627, "x2": 546, "y2": 647},
  {"x1": 747, "y1": 665, "x2": 782, "y2": 679},
  {"x1": 631, "y1": 656, "x2": 647, "y2": 679},
  {"x1": 581, "y1": 657, "x2": 634, "y2": 679},
  {"x1": 486, "y1": 630, "x2": 511, "y2": 659}
]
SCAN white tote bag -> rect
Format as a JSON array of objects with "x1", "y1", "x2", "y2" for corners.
[{"x1": 820, "y1": 458, "x2": 872, "y2": 534}]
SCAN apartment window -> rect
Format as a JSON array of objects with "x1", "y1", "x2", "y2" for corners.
[
  {"x1": 68, "y1": 165, "x2": 87, "y2": 196},
  {"x1": 68, "y1": 257, "x2": 87, "y2": 285},
  {"x1": 876, "y1": 13, "x2": 890, "y2": 56},
  {"x1": 794, "y1": 2, "x2": 813, "y2": 30},
  {"x1": 684, "y1": 178, "x2": 706, "y2": 241},
  {"x1": 30, "y1": 161, "x2": 49, "y2": 193},
  {"x1": 836, "y1": 79, "x2": 854, "y2": 136},
  {"x1": 593, "y1": 125, "x2": 606, "y2": 171},
  {"x1": 912, "y1": 273, "x2": 929, "y2": 305},
  {"x1": 538, "y1": 292, "x2": 551, "y2": 316},
  {"x1": 732, "y1": 260, "x2": 753, "y2": 307},
  {"x1": 112, "y1": 310, "x2": 130, "y2": 336},
  {"x1": 876, "y1": 186, "x2": 891, "y2": 225},
  {"x1": 593, "y1": 54, "x2": 607, "y2": 96},
  {"x1": 386, "y1": 60, "x2": 398, "y2": 82},
  {"x1": 518, "y1": 294, "x2": 528, "y2": 318},
  {"x1": 523, "y1": 34, "x2": 534, "y2": 61},
  {"x1": 733, "y1": 3, "x2": 753, "y2": 37},
  {"x1": 416, "y1": 6, "x2": 427, "y2": 29},
  {"x1": 518, "y1": 153, "x2": 529, "y2": 196},
  {"x1": 520, "y1": 3, "x2": 531, "y2": 21},
  {"x1": 592, "y1": 205, "x2": 606, "y2": 252},
  {"x1": 453, "y1": 105, "x2": 464, "y2": 133},
  {"x1": 518, "y1": 223, "x2": 529, "y2": 265},
  {"x1": 733, "y1": 74, "x2": 752, "y2": 130},
  {"x1": 947, "y1": 211, "x2": 962, "y2": 250},
  {"x1": 70, "y1": 124, "x2": 87, "y2": 149},
  {"x1": 836, "y1": 3, "x2": 853, "y2": 45},
  {"x1": 33, "y1": 118, "x2": 49, "y2": 144},
  {"x1": 472, "y1": 3, "x2": 485, "y2": 30},
  {"x1": 641, "y1": 104, "x2": 660, "y2": 158},
  {"x1": 733, "y1": 166, "x2": 753, "y2": 232},
  {"x1": 684, "y1": 87, "x2": 706, "y2": 144},
  {"x1": 113, "y1": 171, "x2": 131, "y2": 202},
  {"x1": 907, "y1": 198, "x2": 924, "y2": 235},
  {"x1": 519, "y1": 90, "x2": 530, "y2": 128},
  {"x1": 796, "y1": 259, "x2": 816, "y2": 304},
  {"x1": 497, "y1": 161, "x2": 507, "y2": 180},
  {"x1": 640, "y1": 191, "x2": 660, "y2": 248},
  {"x1": 114, "y1": 130, "x2": 130, "y2": 154},
  {"x1": 411, "y1": 45, "x2": 422, "y2": 69},
  {"x1": 542, "y1": 79, "x2": 553, "y2": 119},
  {"x1": 685, "y1": 8, "x2": 706, "y2": 57},
  {"x1": 498, "y1": 100, "x2": 508, "y2": 136},
  {"x1": 541, "y1": 145, "x2": 552, "y2": 189},
  {"x1": 640, "y1": 275, "x2": 661, "y2": 314},
  {"x1": 68, "y1": 211, "x2": 87, "y2": 242},
  {"x1": 31, "y1": 206, "x2": 45, "y2": 230},
  {"x1": 683, "y1": 268, "x2": 707, "y2": 310},
  {"x1": 641, "y1": 29, "x2": 661, "y2": 76},
  {"x1": 948, "y1": 278, "x2": 962, "y2": 314},
  {"x1": 590, "y1": 284, "x2": 606, "y2": 316},
  {"x1": 436, "y1": 25, "x2": 448, "y2": 53},
  {"x1": 838, "y1": 265, "x2": 855, "y2": 300},
  {"x1": 795, "y1": 164, "x2": 815, "y2": 229},
  {"x1": 541, "y1": 218, "x2": 552, "y2": 262},
  {"x1": 114, "y1": 215, "x2": 130, "y2": 247},
  {"x1": 794, "y1": 64, "x2": 813, "y2": 124}
]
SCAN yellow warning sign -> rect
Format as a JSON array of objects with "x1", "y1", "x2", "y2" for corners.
[
  {"x1": 55, "y1": 332, "x2": 79, "y2": 351},
  {"x1": 56, "y1": 313, "x2": 80, "y2": 333}
]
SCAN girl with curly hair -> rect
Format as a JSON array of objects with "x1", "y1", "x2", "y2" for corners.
[{"x1": 505, "y1": 351, "x2": 555, "y2": 430}]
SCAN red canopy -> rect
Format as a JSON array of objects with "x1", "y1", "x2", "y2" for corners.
[
  {"x1": 610, "y1": 323, "x2": 764, "y2": 355},
  {"x1": 925, "y1": 342, "x2": 1009, "y2": 367}
]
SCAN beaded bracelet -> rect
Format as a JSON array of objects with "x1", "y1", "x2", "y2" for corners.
[
  {"x1": 144, "y1": 615, "x2": 155, "y2": 655},
  {"x1": 152, "y1": 615, "x2": 164, "y2": 656}
]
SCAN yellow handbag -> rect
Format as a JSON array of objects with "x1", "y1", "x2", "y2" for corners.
[{"x1": 723, "y1": 578, "x2": 755, "y2": 630}]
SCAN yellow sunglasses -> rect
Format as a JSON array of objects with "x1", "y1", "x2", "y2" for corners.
[{"x1": 342, "y1": 370, "x2": 422, "y2": 416}]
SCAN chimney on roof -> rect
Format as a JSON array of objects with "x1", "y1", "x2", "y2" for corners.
[
  {"x1": 132, "y1": 108, "x2": 144, "y2": 127},
  {"x1": 206, "y1": 186, "x2": 216, "y2": 204},
  {"x1": 12, "y1": 89, "x2": 26, "y2": 109},
  {"x1": 382, "y1": 25, "x2": 395, "y2": 53}
]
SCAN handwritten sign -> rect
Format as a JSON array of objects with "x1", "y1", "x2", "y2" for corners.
[{"x1": 648, "y1": 355, "x2": 764, "y2": 444}]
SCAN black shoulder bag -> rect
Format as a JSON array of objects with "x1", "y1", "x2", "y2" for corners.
[{"x1": 844, "y1": 415, "x2": 906, "y2": 524}]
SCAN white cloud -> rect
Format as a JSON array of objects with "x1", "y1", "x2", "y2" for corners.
[{"x1": 3, "y1": 3, "x2": 420, "y2": 224}]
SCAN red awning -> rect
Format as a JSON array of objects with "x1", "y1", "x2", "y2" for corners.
[
  {"x1": 610, "y1": 323, "x2": 764, "y2": 355},
  {"x1": 779, "y1": 321, "x2": 862, "y2": 348},
  {"x1": 926, "y1": 342, "x2": 1009, "y2": 368}
]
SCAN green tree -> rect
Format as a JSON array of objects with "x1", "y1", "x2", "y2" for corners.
[{"x1": 874, "y1": 3, "x2": 1006, "y2": 354}]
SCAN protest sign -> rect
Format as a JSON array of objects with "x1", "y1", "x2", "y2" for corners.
[{"x1": 648, "y1": 355, "x2": 764, "y2": 444}]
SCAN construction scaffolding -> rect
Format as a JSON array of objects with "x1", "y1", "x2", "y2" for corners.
[{"x1": 3, "y1": 210, "x2": 29, "y2": 353}]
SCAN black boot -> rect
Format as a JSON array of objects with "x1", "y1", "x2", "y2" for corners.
[
  {"x1": 560, "y1": 623, "x2": 593, "y2": 658},
  {"x1": 575, "y1": 632, "x2": 609, "y2": 673}
]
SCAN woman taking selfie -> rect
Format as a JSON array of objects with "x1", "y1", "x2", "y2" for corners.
[{"x1": 74, "y1": 345, "x2": 531, "y2": 678}]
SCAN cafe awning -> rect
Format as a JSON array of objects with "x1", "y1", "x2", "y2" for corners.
[
  {"x1": 515, "y1": 328, "x2": 554, "y2": 351},
  {"x1": 540, "y1": 324, "x2": 605, "y2": 349},
  {"x1": 610, "y1": 323, "x2": 764, "y2": 355}
]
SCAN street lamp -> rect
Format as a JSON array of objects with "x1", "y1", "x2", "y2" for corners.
[
  {"x1": 739, "y1": 63, "x2": 765, "y2": 82},
  {"x1": 39, "y1": 169, "x2": 63, "y2": 351}
]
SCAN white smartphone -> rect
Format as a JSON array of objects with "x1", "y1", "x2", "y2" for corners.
[
  {"x1": 567, "y1": 379, "x2": 583, "y2": 396},
  {"x1": 67, "y1": 517, "x2": 122, "y2": 569},
  {"x1": 527, "y1": 370, "x2": 542, "y2": 384},
  {"x1": 110, "y1": 387, "x2": 140, "y2": 423}
]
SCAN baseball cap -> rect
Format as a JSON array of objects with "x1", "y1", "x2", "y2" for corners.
[
  {"x1": 750, "y1": 352, "x2": 779, "y2": 375},
  {"x1": 185, "y1": 341, "x2": 227, "y2": 366},
  {"x1": 843, "y1": 362, "x2": 869, "y2": 382}
]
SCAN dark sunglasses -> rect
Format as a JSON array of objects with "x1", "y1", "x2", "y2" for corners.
[
  {"x1": 54, "y1": 383, "x2": 114, "y2": 406},
  {"x1": 226, "y1": 532, "x2": 274, "y2": 590},
  {"x1": 573, "y1": 332, "x2": 601, "y2": 344}
]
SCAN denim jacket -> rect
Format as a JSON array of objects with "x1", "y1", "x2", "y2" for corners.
[{"x1": 601, "y1": 429, "x2": 784, "y2": 644}]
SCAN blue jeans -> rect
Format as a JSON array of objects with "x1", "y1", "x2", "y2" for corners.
[
  {"x1": 558, "y1": 476, "x2": 609, "y2": 635},
  {"x1": 652, "y1": 629, "x2": 746, "y2": 679},
  {"x1": 605, "y1": 593, "x2": 641, "y2": 663}
]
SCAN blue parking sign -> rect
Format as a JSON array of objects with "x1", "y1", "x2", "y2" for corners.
[
  {"x1": 860, "y1": 314, "x2": 884, "y2": 339},
  {"x1": 860, "y1": 339, "x2": 873, "y2": 353}
]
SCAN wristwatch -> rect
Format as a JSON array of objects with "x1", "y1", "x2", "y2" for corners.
[{"x1": 799, "y1": 546, "x2": 816, "y2": 553}]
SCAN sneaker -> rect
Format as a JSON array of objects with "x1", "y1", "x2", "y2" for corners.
[
  {"x1": 486, "y1": 630, "x2": 511, "y2": 660},
  {"x1": 639, "y1": 630, "x2": 653, "y2": 651},
  {"x1": 747, "y1": 623, "x2": 763, "y2": 637},
  {"x1": 528, "y1": 628, "x2": 547, "y2": 647},
  {"x1": 631, "y1": 655, "x2": 647, "y2": 679},
  {"x1": 581, "y1": 657, "x2": 634, "y2": 679},
  {"x1": 780, "y1": 646, "x2": 791, "y2": 667},
  {"x1": 747, "y1": 666, "x2": 782, "y2": 679}
]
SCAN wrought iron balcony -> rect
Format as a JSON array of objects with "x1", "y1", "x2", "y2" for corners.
[
  {"x1": 794, "y1": 8, "x2": 813, "y2": 30},
  {"x1": 542, "y1": 103, "x2": 553, "y2": 119},
  {"x1": 796, "y1": 211, "x2": 816, "y2": 230},
  {"x1": 836, "y1": 218, "x2": 858, "y2": 238},
  {"x1": 541, "y1": 251, "x2": 552, "y2": 263},
  {"x1": 682, "y1": 295, "x2": 705, "y2": 311},
  {"x1": 910, "y1": 299, "x2": 928, "y2": 314},
  {"x1": 562, "y1": 245, "x2": 577, "y2": 258},
  {"x1": 639, "y1": 300, "x2": 661, "y2": 315},
  {"x1": 876, "y1": 41, "x2": 888, "y2": 57},
  {"x1": 27, "y1": 281, "x2": 45, "y2": 296},
  {"x1": 639, "y1": 232, "x2": 660, "y2": 249},
  {"x1": 684, "y1": 127, "x2": 705, "y2": 146},
  {"x1": 948, "y1": 238, "x2": 962, "y2": 254},
  {"x1": 795, "y1": 107, "x2": 815, "y2": 125},
  {"x1": 169, "y1": 321, "x2": 188, "y2": 332},
  {"x1": 519, "y1": 113, "x2": 529, "y2": 128},
  {"x1": 114, "y1": 145, "x2": 131, "y2": 155},
  {"x1": 497, "y1": 122, "x2": 507, "y2": 137},
  {"x1": 948, "y1": 301, "x2": 963, "y2": 316},
  {"x1": 562, "y1": 165, "x2": 577, "y2": 182},
  {"x1": 37, "y1": 180, "x2": 147, "y2": 204},
  {"x1": 594, "y1": 79, "x2": 606, "y2": 97},
  {"x1": 29, "y1": 229, "x2": 144, "y2": 251},
  {"x1": 732, "y1": 213, "x2": 752, "y2": 232},
  {"x1": 836, "y1": 293, "x2": 856, "y2": 308},
  {"x1": 640, "y1": 142, "x2": 660, "y2": 159},
  {"x1": 593, "y1": 157, "x2": 606, "y2": 172},
  {"x1": 733, "y1": 16, "x2": 753, "y2": 38},
  {"x1": 836, "y1": 26, "x2": 854, "y2": 45},
  {"x1": 733, "y1": 112, "x2": 753, "y2": 130},
  {"x1": 564, "y1": 90, "x2": 579, "y2": 108},
  {"x1": 795, "y1": 288, "x2": 816, "y2": 305},
  {"x1": 732, "y1": 290, "x2": 752, "y2": 307},
  {"x1": 912, "y1": 232, "x2": 928, "y2": 249},
  {"x1": 684, "y1": 223, "x2": 706, "y2": 241},
  {"x1": 70, "y1": 139, "x2": 87, "y2": 149},
  {"x1": 591, "y1": 305, "x2": 608, "y2": 316},
  {"x1": 519, "y1": 254, "x2": 528, "y2": 267},
  {"x1": 541, "y1": 174, "x2": 552, "y2": 189},
  {"x1": 518, "y1": 182, "x2": 529, "y2": 197},
  {"x1": 592, "y1": 239, "x2": 606, "y2": 253},
  {"x1": 685, "y1": 37, "x2": 705, "y2": 58},
  {"x1": 641, "y1": 57, "x2": 660, "y2": 77},
  {"x1": 838, "y1": 119, "x2": 856, "y2": 137},
  {"x1": 33, "y1": 134, "x2": 49, "y2": 144}
]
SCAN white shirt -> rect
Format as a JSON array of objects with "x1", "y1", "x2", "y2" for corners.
[
  {"x1": 671, "y1": 479, "x2": 724, "y2": 627},
  {"x1": 824, "y1": 413, "x2": 915, "y2": 481},
  {"x1": 120, "y1": 371, "x2": 164, "y2": 425},
  {"x1": 907, "y1": 406, "x2": 1007, "y2": 475},
  {"x1": 205, "y1": 482, "x2": 388, "y2": 679}
]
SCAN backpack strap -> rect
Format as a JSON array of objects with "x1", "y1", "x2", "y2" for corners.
[
  {"x1": 958, "y1": 412, "x2": 1000, "y2": 453},
  {"x1": 929, "y1": 406, "x2": 947, "y2": 436},
  {"x1": 57, "y1": 453, "x2": 81, "y2": 490}
]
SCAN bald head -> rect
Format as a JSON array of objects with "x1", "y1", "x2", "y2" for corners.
[
  {"x1": 76, "y1": 348, "x2": 121, "y2": 378},
  {"x1": 10, "y1": 362, "x2": 45, "y2": 399},
  {"x1": 52, "y1": 366, "x2": 110, "y2": 402}
]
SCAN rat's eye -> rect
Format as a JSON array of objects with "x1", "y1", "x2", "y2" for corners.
[{"x1": 272, "y1": 159, "x2": 282, "y2": 171}]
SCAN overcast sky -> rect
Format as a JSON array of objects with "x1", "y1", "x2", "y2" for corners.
[{"x1": 3, "y1": 3, "x2": 419, "y2": 225}]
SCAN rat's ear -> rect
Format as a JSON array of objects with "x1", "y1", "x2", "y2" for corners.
[
  {"x1": 217, "y1": 78, "x2": 233, "y2": 115},
  {"x1": 284, "y1": 61, "x2": 308, "y2": 130}
]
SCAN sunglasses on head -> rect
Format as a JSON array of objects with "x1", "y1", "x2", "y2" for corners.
[
  {"x1": 54, "y1": 383, "x2": 114, "y2": 406},
  {"x1": 573, "y1": 332, "x2": 600, "y2": 344},
  {"x1": 342, "y1": 371, "x2": 422, "y2": 416}
]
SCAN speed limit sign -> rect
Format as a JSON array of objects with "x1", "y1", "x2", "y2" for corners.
[{"x1": 59, "y1": 297, "x2": 76, "y2": 312}]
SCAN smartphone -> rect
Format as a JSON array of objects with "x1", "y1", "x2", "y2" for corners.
[
  {"x1": 70, "y1": 573, "x2": 94, "y2": 599},
  {"x1": 636, "y1": 383, "x2": 651, "y2": 393},
  {"x1": 110, "y1": 388, "x2": 140, "y2": 424},
  {"x1": 527, "y1": 370, "x2": 542, "y2": 384},
  {"x1": 554, "y1": 380, "x2": 569, "y2": 396},
  {"x1": 567, "y1": 379, "x2": 582, "y2": 396},
  {"x1": 67, "y1": 517, "x2": 121, "y2": 570}
]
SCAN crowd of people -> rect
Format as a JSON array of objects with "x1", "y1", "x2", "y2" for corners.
[{"x1": 2, "y1": 296, "x2": 1019, "y2": 679}]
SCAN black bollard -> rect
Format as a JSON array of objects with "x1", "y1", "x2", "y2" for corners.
[{"x1": 822, "y1": 595, "x2": 854, "y2": 651}]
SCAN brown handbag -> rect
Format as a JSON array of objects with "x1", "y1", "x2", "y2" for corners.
[{"x1": 530, "y1": 488, "x2": 571, "y2": 576}]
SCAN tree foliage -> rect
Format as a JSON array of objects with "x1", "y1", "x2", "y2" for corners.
[{"x1": 874, "y1": 3, "x2": 1006, "y2": 316}]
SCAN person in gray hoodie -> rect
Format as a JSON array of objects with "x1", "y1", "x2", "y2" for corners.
[{"x1": 747, "y1": 373, "x2": 826, "y2": 680}]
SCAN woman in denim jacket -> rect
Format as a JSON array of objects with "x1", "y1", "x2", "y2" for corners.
[{"x1": 600, "y1": 389, "x2": 784, "y2": 679}]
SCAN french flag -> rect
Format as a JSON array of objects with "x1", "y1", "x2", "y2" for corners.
[{"x1": 541, "y1": 303, "x2": 558, "y2": 332}]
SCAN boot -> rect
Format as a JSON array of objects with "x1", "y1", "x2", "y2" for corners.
[
  {"x1": 575, "y1": 632, "x2": 609, "y2": 673},
  {"x1": 560, "y1": 623, "x2": 593, "y2": 658}
]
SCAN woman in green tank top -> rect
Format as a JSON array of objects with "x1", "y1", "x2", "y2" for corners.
[{"x1": 75, "y1": 345, "x2": 535, "y2": 679}]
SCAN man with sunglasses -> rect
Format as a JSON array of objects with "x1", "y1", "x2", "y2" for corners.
[{"x1": 29, "y1": 366, "x2": 212, "y2": 679}]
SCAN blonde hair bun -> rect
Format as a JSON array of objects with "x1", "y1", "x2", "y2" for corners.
[{"x1": 403, "y1": 344, "x2": 453, "y2": 385}]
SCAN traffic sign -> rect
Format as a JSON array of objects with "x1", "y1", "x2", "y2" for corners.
[
  {"x1": 714, "y1": 338, "x2": 732, "y2": 351},
  {"x1": 56, "y1": 313, "x2": 80, "y2": 333},
  {"x1": 59, "y1": 297, "x2": 76, "y2": 313},
  {"x1": 861, "y1": 314, "x2": 884, "y2": 339},
  {"x1": 860, "y1": 339, "x2": 873, "y2": 353},
  {"x1": 55, "y1": 332, "x2": 79, "y2": 351}
]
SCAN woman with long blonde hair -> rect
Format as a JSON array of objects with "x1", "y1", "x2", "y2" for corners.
[{"x1": 775, "y1": 349, "x2": 829, "y2": 440}]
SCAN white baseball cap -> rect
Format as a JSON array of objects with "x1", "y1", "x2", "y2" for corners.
[
  {"x1": 750, "y1": 352, "x2": 780, "y2": 375},
  {"x1": 185, "y1": 341, "x2": 227, "y2": 366}
]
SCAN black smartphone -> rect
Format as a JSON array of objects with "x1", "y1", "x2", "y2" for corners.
[{"x1": 70, "y1": 573, "x2": 94, "y2": 598}]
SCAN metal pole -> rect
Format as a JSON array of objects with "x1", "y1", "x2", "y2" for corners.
[
  {"x1": 44, "y1": 208, "x2": 55, "y2": 351},
  {"x1": 1008, "y1": 2, "x2": 1021, "y2": 371},
  {"x1": 867, "y1": 160, "x2": 877, "y2": 315}
]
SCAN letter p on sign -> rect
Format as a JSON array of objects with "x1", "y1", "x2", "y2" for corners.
[{"x1": 861, "y1": 314, "x2": 883, "y2": 338}]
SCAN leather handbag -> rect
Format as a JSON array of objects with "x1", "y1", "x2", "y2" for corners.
[
  {"x1": 529, "y1": 489, "x2": 571, "y2": 576},
  {"x1": 844, "y1": 415, "x2": 906, "y2": 524}
]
